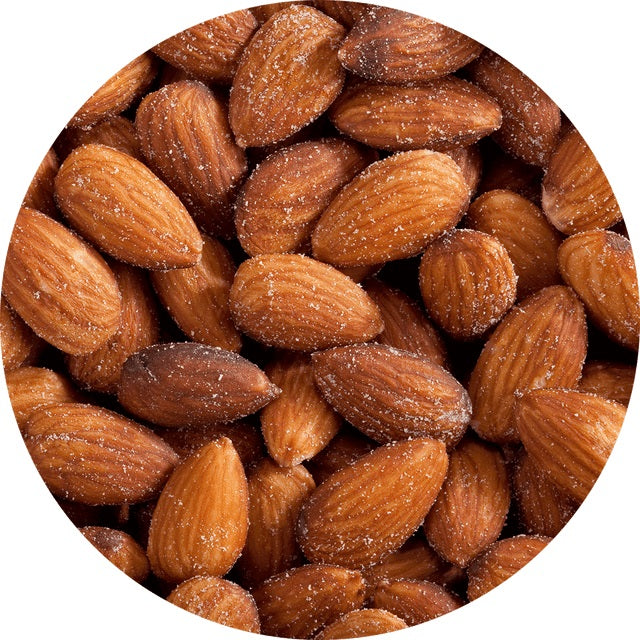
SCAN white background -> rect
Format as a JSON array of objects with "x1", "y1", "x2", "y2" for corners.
[{"x1": 0, "y1": 1, "x2": 638, "y2": 638}]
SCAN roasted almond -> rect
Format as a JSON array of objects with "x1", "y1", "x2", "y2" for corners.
[
  {"x1": 578, "y1": 360, "x2": 636, "y2": 406},
  {"x1": 118, "y1": 342, "x2": 280, "y2": 428},
  {"x1": 313, "y1": 0, "x2": 369, "y2": 27},
  {"x1": 22, "y1": 147, "x2": 59, "y2": 217},
  {"x1": 446, "y1": 144, "x2": 483, "y2": 196},
  {"x1": 0, "y1": 296, "x2": 44, "y2": 371},
  {"x1": 251, "y1": 3, "x2": 312, "y2": 24},
  {"x1": 315, "y1": 608, "x2": 407, "y2": 639}
]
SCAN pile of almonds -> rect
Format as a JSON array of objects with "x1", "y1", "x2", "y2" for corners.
[{"x1": 2, "y1": 2, "x2": 637, "y2": 638}]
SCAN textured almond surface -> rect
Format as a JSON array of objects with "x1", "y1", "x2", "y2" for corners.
[
  {"x1": 313, "y1": 0, "x2": 368, "y2": 27},
  {"x1": 22, "y1": 147, "x2": 59, "y2": 217},
  {"x1": 0, "y1": 296, "x2": 43, "y2": 371},
  {"x1": 315, "y1": 608, "x2": 407, "y2": 639},
  {"x1": 446, "y1": 144, "x2": 483, "y2": 195},
  {"x1": 578, "y1": 360, "x2": 636, "y2": 406}
]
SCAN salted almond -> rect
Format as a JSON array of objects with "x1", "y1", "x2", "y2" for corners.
[
  {"x1": 251, "y1": 3, "x2": 313, "y2": 23},
  {"x1": 542, "y1": 128, "x2": 621, "y2": 233},
  {"x1": 337, "y1": 263, "x2": 383, "y2": 284},
  {"x1": 80, "y1": 526, "x2": 149, "y2": 583},
  {"x1": 329, "y1": 77, "x2": 501, "y2": 151},
  {"x1": 147, "y1": 438, "x2": 248, "y2": 583},
  {"x1": 152, "y1": 11, "x2": 258, "y2": 84},
  {"x1": 252, "y1": 564, "x2": 365, "y2": 639},
  {"x1": 2, "y1": 207, "x2": 121, "y2": 355},
  {"x1": 235, "y1": 138, "x2": 374, "y2": 256},
  {"x1": 229, "y1": 254, "x2": 383, "y2": 351},
  {"x1": 68, "y1": 52, "x2": 157, "y2": 128},
  {"x1": 229, "y1": 5, "x2": 345, "y2": 147},
  {"x1": 446, "y1": 144, "x2": 482, "y2": 196},
  {"x1": 515, "y1": 388, "x2": 626, "y2": 502},
  {"x1": 424, "y1": 437, "x2": 510, "y2": 567},
  {"x1": 315, "y1": 609, "x2": 407, "y2": 639},
  {"x1": 313, "y1": 0, "x2": 369, "y2": 26},
  {"x1": 467, "y1": 535, "x2": 550, "y2": 601},
  {"x1": 236, "y1": 459, "x2": 316, "y2": 587},
  {"x1": 297, "y1": 438, "x2": 449, "y2": 568},
  {"x1": 558, "y1": 230, "x2": 639, "y2": 350},
  {"x1": 151, "y1": 235, "x2": 242, "y2": 352},
  {"x1": 167, "y1": 576, "x2": 260, "y2": 633},
  {"x1": 0, "y1": 296, "x2": 44, "y2": 371},
  {"x1": 466, "y1": 189, "x2": 562, "y2": 298},
  {"x1": 578, "y1": 360, "x2": 636, "y2": 406},
  {"x1": 468, "y1": 286, "x2": 587, "y2": 443},
  {"x1": 312, "y1": 150, "x2": 469, "y2": 267},
  {"x1": 419, "y1": 229, "x2": 517, "y2": 340},
  {"x1": 22, "y1": 147, "x2": 59, "y2": 217},
  {"x1": 136, "y1": 80, "x2": 247, "y2": 237},
  {"x1": 118, "y1": 342, "x2": 280, "y2": 428},
  {"x1": 312, "y1": 344, "x2": 470, "y2": 446},
  {"x1": 24, "y1": 402, "x2": 178, "y2": 505}
]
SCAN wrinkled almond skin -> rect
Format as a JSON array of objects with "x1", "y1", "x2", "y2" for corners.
[
  {"x1": 468, "y1": 286, "x2": 588, "y2": 443},
  {"x1": 151, "y1": 235, "x2": 242, "y2": 352},
  {"x1": 558, "y1": 230, "x2": 639, "y2": 350},
  {"x1": 118, "y1": 342, "x2": 280, "y2": 428},
  {"x1": 446, "y1": 144, "x2": 483, "y2": 195},
  {"x1": 0, "y1": 296, "x2": 44, "y2": 371},
  {"x1": 542, "y1": 128, "x2": 621, "y2": 234},
  {"x1": 23, "y1": 402, "x2": 178, "y2": 505},
  {"x1": 251, "y1": 3, "x2": 313, "y2": 23},
  {"x1": 54, "y1": 144, "x2": 203, "y2": 269},
  {"x1": 229, "y1": 5, "x2": 346, "y2": 147},
  {"x1": 22, "y1": 148, "x2": 59, "y2": 217},
  {"x1": 313, "y1": 1, "x2": 369, "y2": 26},
  {"x1": 312, "y1": 344, "x2": 470, "y2": 446},
  {"x1": 152, "y1": 11, "x2": 259, "y2": 84},
  {"x1": 338, "y1": 6, "x2": 483, "y2": 83},
  {"x1": 424, "y1": 437, "x2": 510, "y2": 567},
  {"x1": 578, "y1": 360, "x2": 636, "y2": 406},
  {"x1": 252, "y1": 564, "x2": 366, "y2": 639},
  {"x1": 229, "y1": 254, "x2": 383, "y2": 351},
  {"x1": 147, "y1": 438, "x2": 248, "y2": 583},
  {"x1": 329, "y1": 77, "x2": 501, "y2": 152},
  {"x1": 312, "y1": 150, "x2": 469, "y2": 267},
  {"x1": 167, "y1": 576, "x2": 260, "y2": 633},
  {"x1": 298, "y1": 438, "x2": 449, "y2": 568},
  {"x1": 315, "y1": 608, "x2": 407, "y2": 639},
  {"x1": 419, "y1": 229, "x2": 517, "y2": 340},
  {"x1": 2, "y1": 207, "x2": 122, "y2": 355},
  {"x1": 136, "y1": 81, "x2": 247, "y2": 237},
  {"x1": 515, "y1": 388, "x2": 626, "y2": 502}
]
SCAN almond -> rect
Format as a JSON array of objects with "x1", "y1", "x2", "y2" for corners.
[
  {"x1": 446, "y1": 144, "x2": 483, "y2": 196},
  {"x1": 338, "y1": 6, "x2": 483, "y2": 83},
  {"x1": 167, "y1": 576, "x2": 260, "y2": 633},
  {"x1": 311, "y1": 150, "x2": 469, "y2": 267},
  {"x1": 152, "y1": 11, "x2": 258, "y2": 84},
  {"x1": 468, "y1": 285, "x2": 587, "y2": 443},
  {"x1": 136, "y1": 80, "x2": 247, "y2": 237},
  {"x1": 22, "y1": 147, "x2": 59, "y2": 217},
  {"x1": 23, "y1": 402, "x2": 178, "y2": 505},
  {"x1": 542, "y1": 128, "x2": 622, "y2": 233},
  {"x1": 147, "y1": 437, "x2": 248, "y2": 583},
  {"x1": 558, "y1": 230, "x2": 639, "y2": 350},
  {"x1": 0, "y1": 296, "x2": 44, "y2": 371},
  {"x1": 229, "y1": 5, "x2": 346, "y2": 147},
  {"x1": 424, "y1": 437, "x2": 510, "y2": 567},
  {"x1": 314, "y1": 608, "x2": 407, "y2": 639},
  {"x1": 236, "y1": 458, "x2": 316, "y2": 587},
  {"x1": 419, "y1": 229, "x2": 517, "y2": 340},
  {"x1": 235, "y1": 138, "x2": 374, "y2": 256},
  {"x1": 329, "y1": 77, "x2": 501, "y2": 152},
  {"x1": 261, "y1": 352, "x2": 342, "y2": 466},
  {"x1": 251, "y1": 3, "x2": 313, "y2": 23},
  {"x1": 54, "y1": 144, "x2": 203, "y2": 269},
  {"x1": 312, "y1": 344, "x2": 470, "y2": 446},
  {"x1": 150, "y1": 235, "x2": 242, "y2": 352},
  {"x1": 2, "y1": 207, "x2": 122, "y2": 355},
  {"x1": 313, "y1": 1, "x2": 369, "y2": 27},
  {"x1": 228, "y1": 254, "x2": 383, "y2": 351},
  {"x1": 515, "y1": 388, "x2": 626, "y2": 502},
  {"x1": 297, "y1": 438, "x2": 449, "y2": 568},
  {"x1": 118, "y1": 342, "x2": 280, "y2": 428},
  {"x1": 251, "y1": 564, "x2": 366, "y2": 639},
  {"x1": 578, "y1": 360, "x2": 636, "y2": 406}
]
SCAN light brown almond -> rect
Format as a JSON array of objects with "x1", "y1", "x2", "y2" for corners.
[
  {"x1": 578, "y1": 360, "x2": 636, "y2": 406},
  {"x1": 22, "y1": 147, "x2": 59, "y2": 217},
  {"x1": 314, "y1": 608, "x2": 407, "y2": 639},
  {"x1": 0, "y1": 296, "x2": 44, "y2": 371}
]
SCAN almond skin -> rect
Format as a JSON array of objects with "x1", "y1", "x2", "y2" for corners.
[
  {"x1": 312, "y1": 344, "x2": 470, "y2": 446},
  {"x1": 251, "y1": 2, "x2": 314, "y2": 23},
  {"x1": 22, "y1": 147, "x2": 59, "y2": 217},
  {"x1": 229, "y1": 5, "x2": 346, "y2": 147},
  {"x1": 446, "y1": 144, "x2": 483, "y2": 196},
  {"x1": 314, "y1": 608, "x2": 407, "y2": 639},
  {"x1": 118, "y1": 342, "x2": 280, "y2": 428},
  {"x1": 297, "y1": 438, "x2": 449, "y2": 568},
  {"x1": 23, "y1": 402, "x2": 178, "y2": 505},
  {"x1": 312, "y1": 150, "x2": 470, "y2": 267},
  {"x1": 54, "y1": 144, "x2": 203, "y2": 269},
  {"x1": 2, "y1": 207, "x2": 122, "y2": 355},
  {"x1": 338, "y1": 6, "x2": 483, "y2": 83},
  {"x1": 0, "y1": 296, "x2": 44, "y2": 371},
  {"x1": 468, "y1": 285, "x2": 588, "y2": 443},
  {"x1": 251, "y1": 564, "x2": 366, "y2": 639},
  {"x1": 578, "y1": 360, "x2": 636, "y2": 406},
  {"x1": 515, "y1": 388, "x2": 626, "y2": 502},
  {"x1": 167, "y1": 576, "x2": 260, "y2": 633},
  {"x1": 423, "y1": 437, "x2": 511, "y2": 567},
  {"x1": 329, "y1": 77, "x2": 501, "y2": 151},
  {"x1": 147, "y1": 437, "x2": 248, "y2": 583},
  {"x1": 419, "y1": 229, "x2": 517, "y2": 340},
  {"x1": 229, "y1": 254, "x2": 383, "y2": 351},
  {"x1": 542, "y1": 128, "x2": 622, "y2": 234},
  {"x1": 558, "y1": 230, "x2": 639, "y2": 350},
  {"x1": 136, "y1": 80, "x2": 247, "y2": 237}
]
